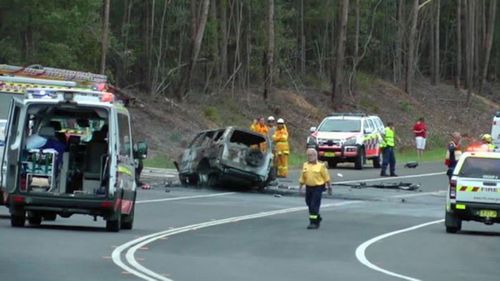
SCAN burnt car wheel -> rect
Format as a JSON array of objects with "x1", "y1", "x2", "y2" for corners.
[{"x1": 246, "y1": 148, "x2": 264, "y2": 167}]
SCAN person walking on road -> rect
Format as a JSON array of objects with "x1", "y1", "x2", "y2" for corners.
[
  {"x1": 273, "y1": 118, "x2": 290, "y2": 178},
  {"x1": 380, "y1": 122, "x2": 397, "y2": 177},
  {"x1": 299, "y1": 148, "x2": 332, "y2": 229},
  {"x1": 413, "y1": 117, "x2": 427, "y2": 162},
  {"x1": 445, "y1": 132, "x2": 462, "y2": 181}
]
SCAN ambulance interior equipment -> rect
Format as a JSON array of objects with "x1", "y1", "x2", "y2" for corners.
[{"x1": 21, "y1": 103, "x2": 109, "y2": 197}]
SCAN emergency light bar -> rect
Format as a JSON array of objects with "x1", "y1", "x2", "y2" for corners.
[
  {"x1": 0, "y1": 64, "x2": 107, "y2": 84},
  {"x1": 0, "y1": 76, "x2": 77, "y2": 87},
  {"x1": 25, "y1": 88, "x2": 115, "y2": 103}
]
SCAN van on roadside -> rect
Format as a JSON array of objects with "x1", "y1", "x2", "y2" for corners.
[{"x1": 1, "y1": 89, "x2": 147, "y2": 232}]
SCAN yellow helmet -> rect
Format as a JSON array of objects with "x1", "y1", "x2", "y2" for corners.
[{"x1": 481, "y1": 134, "x2": 492, "y2": 143}]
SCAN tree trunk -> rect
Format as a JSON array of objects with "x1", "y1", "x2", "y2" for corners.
[
  {"x1": 300, "y1": 0, "x2": 306, "y2": 75},
  {"x1": 465, "y1": 0, "x2": 476, "y2": 105},
  {"x1": 100, "y1": 0, "x2": 111, "y2": 75},
  {"x1": 176, "y1": 0, "x2": 211, "y2": 100},
  {"x1": 431, "y1": 0, "x2": 440, "y2": 85},
  {"x1": 263, "y1": 0, "x2": 274, "y2": 100},
  {"x1": 331, "y1": 0, "x2": 349, "y2": 106},
  {"x1": 219, "y1": 0, "x2": 228, "y2": 83},
  {"x1": 395, "y1": 0, "x2": 404, "y2": 85},
  {"x1": 456, "y1": 0, "x2": 462, "y2": 88},
  {"x1": 405, "y1": 0, "x2": 419, "y2": 95},
  {"x1": 480, "y1": 0, "x2": 497, "y2": 93}
]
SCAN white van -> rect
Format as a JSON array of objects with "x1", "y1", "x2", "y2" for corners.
[
  {"x1": 492, "y1": 111, "x2": 500, "y2": 148},
  {"x1": 1, "y1": 89, "x2": 147, "y2": 232}
]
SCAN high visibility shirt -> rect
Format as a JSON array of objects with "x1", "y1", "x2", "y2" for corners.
[
  {"x1": 299, "y1": 161, "x2": 330, "y2": 187},
  {"x1": 381, "y1": 127, "x2": 395, "y2": 147},
  {"x1": 273, "y1": 127, "x2": 289, "y2": 154},
  {"x1": 252, "y1": 123, "x2": 269, "y2": 136}
]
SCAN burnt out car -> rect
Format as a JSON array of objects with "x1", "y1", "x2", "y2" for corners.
[{"x1": 175, "y1": 127, "x2": 275, "y2": 188}]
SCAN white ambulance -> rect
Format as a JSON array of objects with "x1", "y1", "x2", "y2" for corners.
[{"x1": 1, "y1": 88, "x2": 147, "y2": 232}]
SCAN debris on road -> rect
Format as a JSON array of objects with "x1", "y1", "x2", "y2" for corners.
[{"x1": 335, "y1": 182, "x2": 420, "y2": 191}]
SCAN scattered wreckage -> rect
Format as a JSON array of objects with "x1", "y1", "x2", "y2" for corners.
[{"x1": 174, "y1": 127, "x2": 276, "y2": 189}]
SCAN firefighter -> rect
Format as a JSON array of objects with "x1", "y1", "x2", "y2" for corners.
[
  {"x1": 481, "y1": 134, "x2": 496, "y2": 151},
  {"x1": 445, "y1": 132, "x2": 462, "y2": 181},
  {"x1": 299, "y1": 148, "x2": 332, "y2": 229},
  {"x1": 380, "y1": 122, "x2": 397, "y2": 177},
  {"x1": 251, "y1": 117, "x2": 269, "y2": 152},
  {"x1": 267, "y1": 116, "x2": 276, "y2": 148},
  {"x1": 273, "y1": 118, "x2": 289, "y2": 177}
]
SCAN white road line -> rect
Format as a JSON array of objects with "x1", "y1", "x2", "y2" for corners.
[
  {"x1": 390, "y1": 190, "x2": 446, "y2": 199},
  {"x1": 113, "y1": 201, "x2": 361, "y2": 281},
  {"x1": 336, "y1": 172, "x2": 446, "y2": 184},
  {"x1": 355, "y1": 219, "x2": 444, "y2": 281},
  {"x1": 119, "y1": 170, "x2": 446, "y2": 280},
  {"x1": 136, "y1": 192, "x2": 236, "y2": 204}
]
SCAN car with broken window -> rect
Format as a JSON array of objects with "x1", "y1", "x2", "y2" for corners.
[{"x1": 175, "y1": 127, "x2": 275, "y2": 189}]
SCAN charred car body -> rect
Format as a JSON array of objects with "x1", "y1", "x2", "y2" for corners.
[{"x1": 175, "y1": 127, "x2": 275, "y2": 188}]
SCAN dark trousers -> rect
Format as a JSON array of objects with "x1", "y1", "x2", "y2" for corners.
[
  {"x1": 305, "y1": 186, "x2": 325, "y2": 223},
  {"x1": 381, "y1": 147, "x2": 396, "y2": 175}
]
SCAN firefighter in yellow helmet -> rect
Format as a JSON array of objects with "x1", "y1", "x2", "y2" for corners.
[
  {"x1": 273, "y1": 118, "x2": 289, "y2": 177},
  {"x1": 481, "y1": 134, "x2": 496, "y2": 151}
]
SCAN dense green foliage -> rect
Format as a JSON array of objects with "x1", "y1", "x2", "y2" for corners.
[{"x1": 0, "y1": 0, "x2": 498, "y2": 102}]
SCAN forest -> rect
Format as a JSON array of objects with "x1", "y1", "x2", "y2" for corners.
[{"x1": 0, "y1": 0, "x2": 498, "y2": 108}]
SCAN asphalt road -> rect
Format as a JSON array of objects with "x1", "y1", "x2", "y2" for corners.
[{"x1": 1, "y1": 162, "x2": 499, "y2": 281}]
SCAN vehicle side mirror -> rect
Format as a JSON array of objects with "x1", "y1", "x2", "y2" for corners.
[
  {"x1": 364, "y1": 128, "x2": 373, "y2": 134},
  {"x1": 310, "y1": 127, "x2": 317, "y2": 133},
  {"x1": 134, "y1": 141, "x2": 148, "y2": 159}
]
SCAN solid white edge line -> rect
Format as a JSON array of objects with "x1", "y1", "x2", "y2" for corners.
[
  {"x1": 336, "y1": 172, "x2": 446, "y2": 184},
  {"x1": 113, "y1": 201, "x2": 361, "y2": 281},
  {"x1": 355, "y1": 219, "x2": 444, "y2": 281},
  {"x1": 136, "y1": 192, "x2": 236, "y2": 204}
]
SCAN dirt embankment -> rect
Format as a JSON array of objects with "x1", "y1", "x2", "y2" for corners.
[{"x1": 125, "y1": 78, "x2": 499, "y2": 164}]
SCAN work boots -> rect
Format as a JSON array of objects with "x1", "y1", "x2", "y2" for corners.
[{"x1": 307, "y1": 216, "x2": 321, "y2": 229}]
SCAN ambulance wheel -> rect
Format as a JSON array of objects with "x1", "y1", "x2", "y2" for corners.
[
  {"x1": 11, "y1": 210, "x2": 26, "y2": 227},
  {"x1": 354, "y1": 148, "x2": 365, "y2": 170},
  {"x1": 445, "y1": 211, "x2": 462, "y2": 233},
  {"x1": 372, "y1": 155, "x2": 381, "y2": 168},
  {"x1": 106, "y1": 211, "x2": 121, "y2": 232},
  {"x1": 121, "y1": 205, "x2": 135, "y2": 230}
]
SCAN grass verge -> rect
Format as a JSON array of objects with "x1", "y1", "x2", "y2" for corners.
[
  {"x1": 396, "y1": 147, "x2": 445, "y2": 164},
  {"x1": 143, "y1": 155, "x2": 176, "y2": 169}
]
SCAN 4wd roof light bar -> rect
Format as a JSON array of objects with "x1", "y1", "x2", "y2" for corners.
[
  {"x1": 0, "y1": 64, "x2": 107, "y2": 84},
  {"x1": 329, "y1": 112, "x2": 367, "y2": 117}
]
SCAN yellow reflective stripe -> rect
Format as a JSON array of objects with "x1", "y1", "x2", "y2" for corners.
[
  {"x1": 118, "y1": 165, "x2": 133, "y2": 176},
  {"x1": 455, "y1": 204, "x2": 466, "y2": 210},
  {"x1": 309, "y1": 215, "x2": 318, "y2": 219}
]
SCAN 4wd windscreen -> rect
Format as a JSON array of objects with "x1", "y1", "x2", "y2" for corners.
[
  {"x1": 459, "y1": 157, "x2": 500, "y2": 179},
  {"x1": 319, "y1": 119, "x2": 361, "y2": 132}
]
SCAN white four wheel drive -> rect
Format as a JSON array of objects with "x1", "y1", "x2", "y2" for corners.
[{"x1": 445, "y1": 151, "x2": 500, "y2": 233}]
